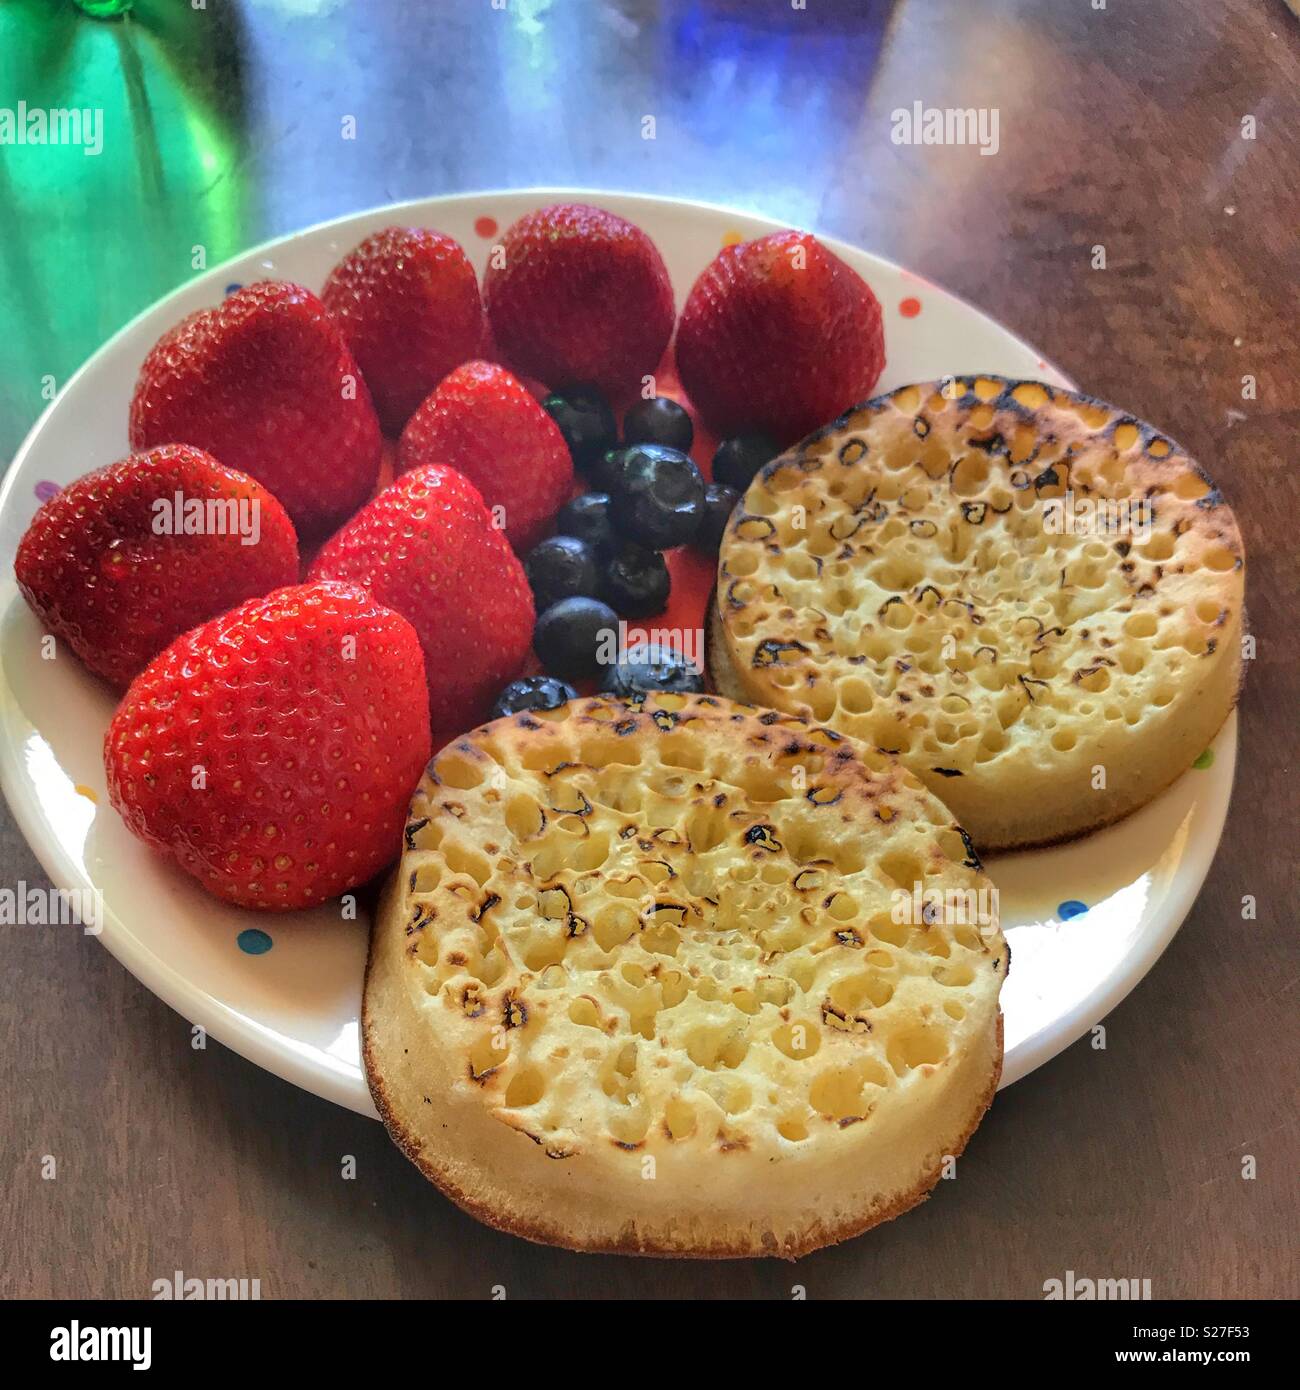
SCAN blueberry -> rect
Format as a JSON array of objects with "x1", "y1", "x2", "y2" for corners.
[
  {"x1": 603, "y1": 542, "x2": 670, "y2": 618},
  {"x1": 542, "y1": 385, "x2": 617, "y2": 472},
  {"x1": 590, "y1": 447, "x2": 631, "y2": 494},
  {"x1": 623, "y1": 396, "x2": 694, "y2": 453},
  {"x1": 696, "y1": 482, "x2": 740, "y2": 552},
  {"x1": 555, "y1": 492, "x2": 616, "y2": 553},
  {"x1": 490, "y1": 676, "x2": 578, "y2": 719},
  {"x1": 609, "y1": 444, "x2": 705, "y2": 549},
  {"x1": 712, "y1": 433, "x2": 779, "y2": 492},
  {"x1": 600, "y1": 642, "x2": 704, "y2": 698},
  {"x1": 534, "y1": 596, "x2": 619, "y2": 681},
  {"x1": 523, "y1": 535, "x2": 600, "y2": 611}
]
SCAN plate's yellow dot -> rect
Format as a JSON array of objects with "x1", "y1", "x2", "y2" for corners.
[
  {"x1": 721, "y1": 229, "x2": 743, "y2": 247},
  {"x1": 74, "y1": 784, "x2": 98, "y2": 803}
]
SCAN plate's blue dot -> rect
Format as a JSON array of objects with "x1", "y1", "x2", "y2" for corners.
[
  {"x1": 34, "y1": 480, "x2": 61, "y2": 502},
  {"x1": 1058, "y1": 899, "x2": 1089, "y2": 920},
  {"x1": 237, "y1": 928, "x2": 273, "y2": 955},
  {"x1": 224, "y1": 281, "x2": 243, "y2": 296}
]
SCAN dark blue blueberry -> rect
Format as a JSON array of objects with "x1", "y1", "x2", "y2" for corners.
[
  {"x1": 523, "y1": 535, "x2": 600, "y2": 611},
  {"x1": 609, "y1": 444, "x2": 705, "y2": 550},
  {"x1": 543, "y1": 385, "x2": 617, "y2": 472},
  {"x1": 534, "y1": 596, "x2": 619, "y2": 681},
  {"x1": 600, "y1": 642, "x2": 704, "y2": 697},
  {"x1": 602, "y1": 542, "x2": 670, "y2": 618},
  {"x1": 696, "y1": 482, "x2": 740, "y2": 552},
  {"x1": 555, "y1": 492, "x2": 616, "y2": 553},
  {"x1": 712, "y1": 432, "x2": 779, "y2": 491},
  {"x1": 590, "y1": 447, "x2": 631, "y2": 494},
  {"x1": 623, "y1": 396, "x2": 694, "y2": 453},
  {"x1": 490, "y1": 676, "x2": 579, "y2": 719}
]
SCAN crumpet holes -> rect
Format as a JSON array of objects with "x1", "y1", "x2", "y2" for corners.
[
  {"x1": 435, "y1": 752, "x2": 485, "y2": 789},
  {"x1": 886, "y1": 1026, "x2": 949, "y2": 1076}
]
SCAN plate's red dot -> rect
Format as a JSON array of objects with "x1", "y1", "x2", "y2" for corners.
[
  {"x1": 474, "y1": 216, "x2": 498, "y2": 238},
  {"x1": 899, "y1": 297, "x2": 922, "y2": 318}
]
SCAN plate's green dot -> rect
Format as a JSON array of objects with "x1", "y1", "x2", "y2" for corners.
[
  {"x1": 1192, "y1": 749, "x2": 1214, "y2": 770},
  {"x1": 237, "y1": 928, "x2": 273, "y2": 955}
]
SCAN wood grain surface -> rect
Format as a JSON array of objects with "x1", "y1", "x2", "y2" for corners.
[{"x1": 1, "y1": 0, "x2": 1296, "y2": 1300}]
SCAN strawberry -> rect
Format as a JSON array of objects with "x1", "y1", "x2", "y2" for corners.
[
  {"x1": 104, "y1": 581, "x2": 431, "y2": 911},
  {"x1": 397, "y1": 360, "x2": 572, "y2": 551},
  {"x1": 307, "y1": 465, "x2": 534, "y2": 744},
  {"x1": 675, "y1": 230, "x2": 886, "y2": 446},
  {"x1": 15, "y1": 445, "x2": 298, "y2": 688},
  {"x1": 321, "y1": 226, "x2": 485, "y2": 435},
  {"x1": 128, "y1": 281, "x2": 382, "y2": 537},
  {"x1": 483, "y1": 203, "x2": 674, "y2": 399}
]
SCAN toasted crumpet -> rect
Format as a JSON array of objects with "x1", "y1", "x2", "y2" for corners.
[
  {"x1": 711, "y1": 378, "x2": 1245, "y2": 850},
  {"x1": 364, "y1": 693, "x2": 1007, "y2": 1258}
]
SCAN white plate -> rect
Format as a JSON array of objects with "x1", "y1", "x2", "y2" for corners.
[{"x1": 0, "y1": 189, "x2": 1237, "y2": 1115}]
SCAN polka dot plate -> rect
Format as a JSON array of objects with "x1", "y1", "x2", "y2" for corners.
[{"x1": 0, "y1": 191, "x2": 1237, "y2": 1113}]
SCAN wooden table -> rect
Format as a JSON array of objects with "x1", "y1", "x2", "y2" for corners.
[{"x1": 2, "y1": 0, "x2": 1296, "y2": 1300}]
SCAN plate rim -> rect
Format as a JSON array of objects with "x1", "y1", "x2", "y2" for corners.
[
  {"x1": 995, "y1": 712, "x2": 1237, "y2": 1087},
  {"x1": 0, "y1": 185, "x2": 1231, "y2": 1116}
]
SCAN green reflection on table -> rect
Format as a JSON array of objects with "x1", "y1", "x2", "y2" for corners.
[{"x1": 0, "y1": 0, "x2": 247, "y2": 459}]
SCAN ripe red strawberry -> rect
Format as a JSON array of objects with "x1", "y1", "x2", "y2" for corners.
[
  {"x1": 104, "y1": 581, "x2": 431, "y2": 911},
  {"x1": 321, "y1": 227, "x2": 485, "y2": 435},
  {"x1": 397, "y1": 360, "x2": 572, "y2": 551},
  {"x1": 307, "y1": 465, "x2": 534, "y2": 744},
  {"x1": 675, "y1": 230, "x2": 886, "y2": 446},
  {"x1": 15, "y1": 445, "x2": 298, "y2": 688},
  {"x1": 128, "y1": 281, "x2": 382, "y2": 537},
  {"x1": 483, "y1": 203, "x2": 674, "y2": 399}
]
